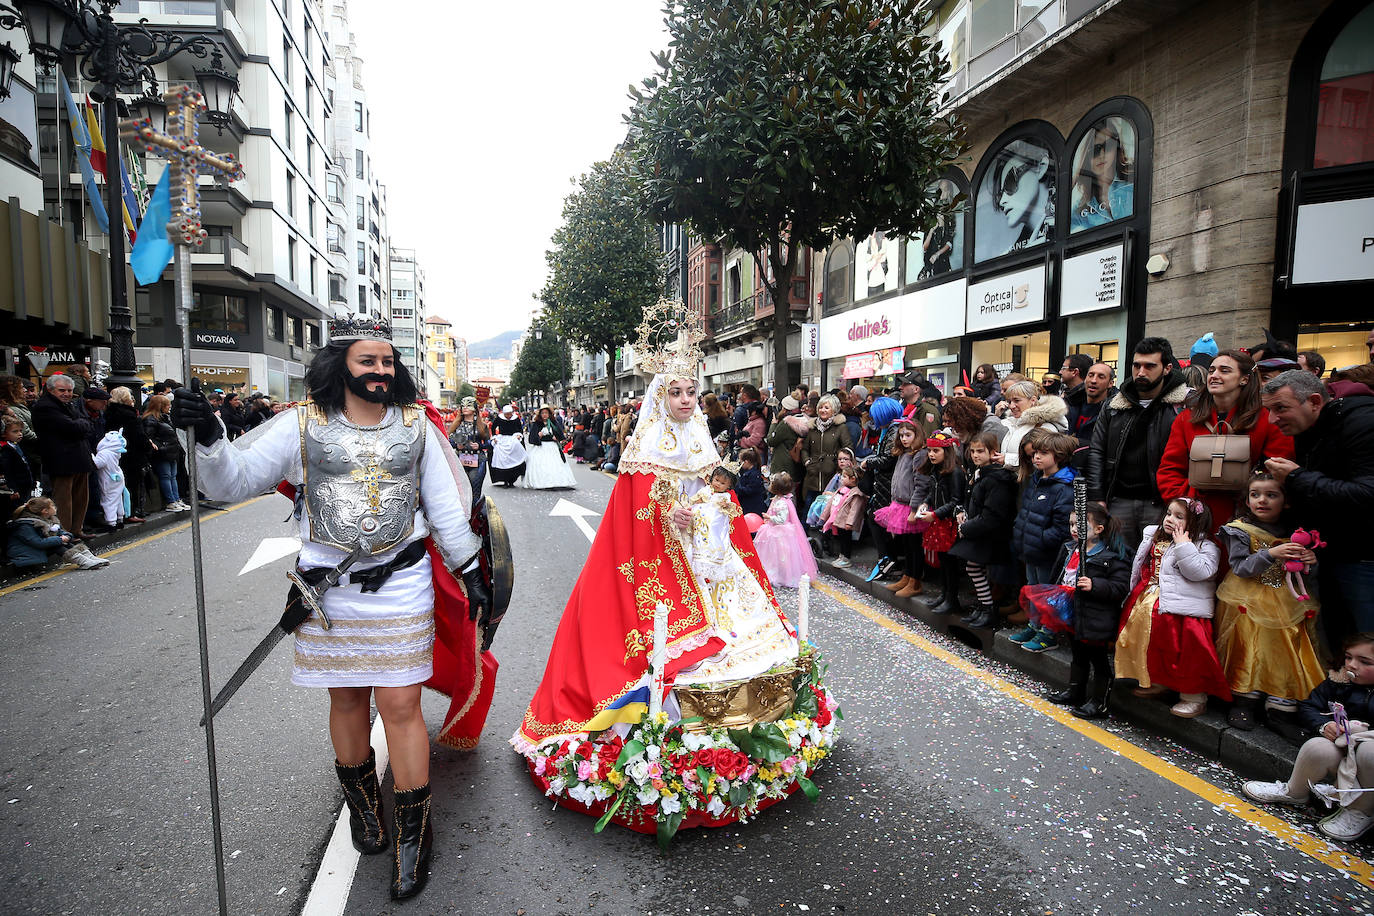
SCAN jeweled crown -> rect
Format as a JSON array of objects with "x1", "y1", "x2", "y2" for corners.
[
  {"x1": 633, "y1": 298, "x2": 705, "y2": 380},
  {"x1": 328, "y1": 315, "x2": 393, "y2": 342}
]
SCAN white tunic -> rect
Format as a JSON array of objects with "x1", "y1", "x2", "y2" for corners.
[{"x1": 196, "y1": 406, "x2": 481, "y2": 687}]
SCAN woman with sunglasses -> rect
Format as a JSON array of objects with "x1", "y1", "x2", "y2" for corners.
[
  {"x1": 991, "y1": 142, "x2": 1054, "y2": 254},
  {"x1": 1071, "y1": 117, "x2": 1134, "y2": 231}
]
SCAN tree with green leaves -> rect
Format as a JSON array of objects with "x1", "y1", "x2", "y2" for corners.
[
  {"x1": 625, "y1": 0, "x2": 963, "y2": 391},
  {"x1": 507, "y1": 326, "x2": 570, "y2": 406},
  {"x1": 540, "y1": 154, "x2": 663, "y2": 404}
]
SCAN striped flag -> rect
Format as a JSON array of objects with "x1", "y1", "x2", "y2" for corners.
[
  {"x1": 84, "y1": 97, "x2": 139, "y2": 241},
  {"x1": 57, "y1": 73, "x2": 110, "y2": 234}
]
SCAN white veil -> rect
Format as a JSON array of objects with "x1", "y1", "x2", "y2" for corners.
[{"x1": 617, "y1": 375, "x2": 720, "y2": 478}]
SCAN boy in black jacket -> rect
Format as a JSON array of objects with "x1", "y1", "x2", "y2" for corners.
[{"x1": 735, "y1": 448, "x2": 769, "y2": 516}]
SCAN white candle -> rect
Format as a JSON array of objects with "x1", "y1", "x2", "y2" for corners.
[
  {"x1": 649, "y1": 600, "x2": 669, "y2": 717},
  {"x1": 798, "y1": 574, "x2": 810, "y2": 644}
]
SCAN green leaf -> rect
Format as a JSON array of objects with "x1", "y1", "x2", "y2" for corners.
[
  {"x1": 656, "y1": 809, "x2": 685, "y2": 853},
  {"x1": 696, "y1": 765, "x2": 711, "y2": 788},
  {"x1": 792, "y1": 683, "x2": 819, "y2": 719},
  {"x1": 616, "y1": 739, "x2": 646, "y2": 768},
  {"x1": 796, "y1": 774, "x2": 819, "y2": 801},
  {"x1": 728, "y1": 783, "x2": 751, "y2": 808},
  {"x1": 593, "y1": 792, "x2": 626, "y2": 833},
  {"x1": 748, "y1": 723, "x2": 791, "y2": 763},
  {"x1": 727, "y1": 727, "x2": 755, "y2": 758}
]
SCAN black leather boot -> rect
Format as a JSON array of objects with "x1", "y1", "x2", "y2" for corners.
[
  {"x1": 1072, "y1": 677, "x2": 1112, "y2": 719},
  {"x1": 1048, "y1": 663, "x2": 1087, "y2": 706},
  {"x1": 390, "y1": 783, "x2": 433, "y2": 900},
  {"x1": 931, "y1": 566, "x2": 962, "y2": 614},
  {"x1": 968, "y1": 604, "x2": 999, "y2": 629},
  {"x1": 335, "y1": 748, "x2": 387, "y2": 855}
]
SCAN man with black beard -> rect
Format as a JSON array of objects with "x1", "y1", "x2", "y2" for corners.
[
  {"x1": 1086, "y1": 337, "x2": 1190, "y2": 549},
  {"x1": 170, "y1": 318, "x2": 496, "y2": 901}
]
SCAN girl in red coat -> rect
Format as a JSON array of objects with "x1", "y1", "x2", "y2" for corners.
[{"x1": 1156, "y1": 349, "x2": 1293, "y2": 530}]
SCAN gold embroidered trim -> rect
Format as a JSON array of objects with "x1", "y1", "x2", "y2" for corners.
[
  {"x1": 298, "y1": 610, "x2": 433, "y2": 632},
  {"x1": 295, "y1": 624, "x2": 435, "y2": 648},
  {"x1": 434, "y1": 576, "x2": 488, "y2": 745},
  {"x1": 293, "y1": 647, "x2": 434, "y2": 672}
]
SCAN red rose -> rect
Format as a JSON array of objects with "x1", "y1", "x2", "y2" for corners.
[
  {"x1": 576, "y1": 742, "x2": 594, "y2": 760},
  {"x1": 694, "y1": 748, "x2": 715, "y2": 769}
]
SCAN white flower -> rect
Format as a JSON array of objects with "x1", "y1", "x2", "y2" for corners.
[
  {"x1": 627, "y1": 759, "x2": 651, "y2": 783},
  {"x1": 787, "y1": 730, "x2": 804, "y2": 750},
  {"x1": 549, "y1": 776, "x2": 567, "y2": 795},
  {"x1": 568, "y1": 783, "x2": 596, "y2": 806},
  {"x1": 636, "y1": 784, "x2": 661, "y2": 806},
  {"x1": 682, "y1": 732, "x2": 711, "y2": 751},
  {"x1": 660, "y1": 793, "x2": 682, "y2": 815},
  {"x1": 591, "y1": 784, "x2": 613, "y2": 801},
  {"x1": 645, "y1": 743, "x2": 661, "y2": 761},
  {"x1": 705, "y1": 796, "x2": 726, "y2": 817}
]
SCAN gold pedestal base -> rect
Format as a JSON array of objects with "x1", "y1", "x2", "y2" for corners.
[{"x1": 674, "y1": 651, "x2": 815, "y2": 732}]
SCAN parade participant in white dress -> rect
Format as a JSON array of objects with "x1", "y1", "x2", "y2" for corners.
[
  {"x1": 523, "y1": 406, "x2": 577, "y2": 490},
  {"x1": 171, "y1": 317, "x2": 495, "y2": 901},
  {"x1": 489, "y1": 404, "x2": 527, "y2": 487}
]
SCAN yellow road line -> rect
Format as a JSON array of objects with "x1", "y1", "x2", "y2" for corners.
[
  {"x1": 0, "y1": 494, "x2": 275, "y2": 600},
  {"x1": 811, "y1": 577, "x2": 1374, "y2": 890}
]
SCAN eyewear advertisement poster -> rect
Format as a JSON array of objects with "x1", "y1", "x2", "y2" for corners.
[
  {"x1": 1069, "y1": 117, "x2": 1137, "y2": 233},
  {"x1": 966, "y1": 264, "x2": 1046, "y2": 333},
  {"x1": 975, "y1": 138, "x2": 1056, "y2": 262},
  {"x1": 1061, "y1": 243, "x2": 1124, "y2": 316}
]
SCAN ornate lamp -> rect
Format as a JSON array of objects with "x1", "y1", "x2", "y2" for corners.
[
  {"x1": 12, "y1": 0, "x2": 76, "y2": 72},
  {"x1": 0, "y1": 41, "x2": 19, "y2": 99},
  {"x1": 193, "y1": 48, "x2": 236, "y2": 132}
]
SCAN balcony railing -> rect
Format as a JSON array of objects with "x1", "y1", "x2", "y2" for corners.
[
  {"x1": 191, "y1": 232, "x2": 249, "y2": 274},
  {"x1": 710, "y1": 295, "x2": 756, "y2": 335}
]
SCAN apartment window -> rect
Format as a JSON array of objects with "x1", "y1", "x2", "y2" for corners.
[
  {"x1": 285, "y1": 171, "x2": 295, "y2": 217},
  {"x1": 305, "y1": 79, "x2": 313, "y2": 119},
  {"x1": 267, "y1": 305, "x2": 284, "y2": 341},
  {"x1": 309, "y1": 255, "x2": 317, "y2": 295},
  {"x1": 191, "y1": 293, "x2": 248, "y2": 333},
  {"x1": 326, "y1": 87, "x2": 334, "y2": 109},
  {"x1": 353, "y1": 101, "x2": 364, "y2": 132},
  {"x1": 290, "y1": 315, "x2": 304, "y2": 347},
  {"x1": 282, "y1": 37, "x2": 291, "y2": 87},
  {"x1": 366, "y1": 109, "x2": 371, "y2": 137},
  {"x1": 307, "y1": 322, "x2": 320, "y2": 348},
  {"x1": 287, "y1": 237, "x2": 297, "y2": 282},
  {"x1": 284, "y1": 103, "x2": 293, "y2": 148},
  {"x1": 307, "y1": 198, "x2": 316, "y2": 235},
  {"x1": 357, "y1": 241, "x2": 366, "y2": 275},
  {"x1": 303, "y1": 14, "x2": 312, "y2": 59},
  {"x1": 355, "y1": 195, "x2": 365, "y2": 230},
  {"x1": 326, "y1": 173, "x2": 342, "y2": 203},
  {"x1": 354, "y1": 149, "x2": 364, "y2": 179},
  {"x1": 327, "y1": 220, "x2": 342, "y2": 252},
  {"x1": 358, "y1": 284, "x2": 367, "y2": 310},
  {"x1": 823, "y1": 242, "x2": 853, "y2": 314},
  {"x1": 306, "y1": 138, "x2": 314, "y2": 177},
  {"x1": 329, "y1": 271, "x2": 346, "y2": 302}
]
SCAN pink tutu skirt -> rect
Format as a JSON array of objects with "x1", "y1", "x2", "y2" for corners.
[
  {"x1": 755, "y1": 522, "x2": 818, "y2": 588},
  {"x1": 873, "y1": 501, "x2": 929, "y2": 536}
]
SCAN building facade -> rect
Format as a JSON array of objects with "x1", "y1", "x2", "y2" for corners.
[
  {"x1": 387, "y1": 246, "x2": 425, "y2": 381},
  {"x1": 815, "y1": 0, "x2": 1374, "y2": 395}
]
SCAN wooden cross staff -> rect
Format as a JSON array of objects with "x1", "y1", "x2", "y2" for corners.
[{"x1": 119, "y1": 86, "x2": 245, "y2": 246}]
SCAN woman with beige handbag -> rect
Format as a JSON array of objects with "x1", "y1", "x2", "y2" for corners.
[{"x1": 1156, "y1": 349, "x2": 1294, "y2": 529}]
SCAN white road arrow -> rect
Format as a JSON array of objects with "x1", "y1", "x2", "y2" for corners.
[
  {"x1": 549, "y1": 498, "x2": 600, "y2": 544},
  {"x1": 238, "y1": 537, "x2": 302, "y2": 576}
]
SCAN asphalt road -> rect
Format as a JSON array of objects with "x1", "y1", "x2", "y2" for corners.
[{"x1": 1, "y1": 462, "x2": 1370, "y2": 916}]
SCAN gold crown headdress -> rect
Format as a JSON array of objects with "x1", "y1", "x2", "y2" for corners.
[{"x1": 633, "y1": 298, "x2": 706, "y2": 380}]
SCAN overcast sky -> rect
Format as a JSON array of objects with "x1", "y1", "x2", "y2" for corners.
[{"x1": 348, "y1": 1, "x2": 670, "y2": 344}]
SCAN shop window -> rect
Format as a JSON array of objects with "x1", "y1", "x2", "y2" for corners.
[
  {"x1": 822, "y1": 241, "x2": 853, "y2": 315},
  {"x1": 1068, "y1": 116, "x2": 1137, "y2": 232},
  {"x1": 192, "y1": 293, "x2": 249, "y2": 333},
  {"x1": 974, "y1": 137, "x2": 1055, "y2": 261},
  {"x1": 905, "y1": 176, "x2": 967, "y2": 283},
  {"x1": 267, "y1": 306, "x2": 284, "y2": 341},
  {"x1": 1314, "y1": 4, "x2": 1374, "y2": 168}
]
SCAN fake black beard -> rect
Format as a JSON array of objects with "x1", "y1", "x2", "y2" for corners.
[{"x1": 346, "y1": 372, "x2": 395, "y2": 404}]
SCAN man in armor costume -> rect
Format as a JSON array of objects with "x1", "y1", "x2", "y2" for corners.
[{"x1": 171, "y1": 316, "x2": 497, "y2": 901}]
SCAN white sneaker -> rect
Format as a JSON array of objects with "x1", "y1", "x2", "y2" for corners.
[
  {"x1": 1241, "y1": 780, "x2": 1308, "y2": 806},
  {"x1": 832, "y1": 557, "x2": 852, "y2": 568},
  {"x1": 1318, "y1": 807, "x2": 1374, "y2": 841},
  {"x1": 73, "y1": 551, "x2": 109, "y2": 570},
  {"x1": 170, "y1": 501, "x2": 190, "y2": 512}
]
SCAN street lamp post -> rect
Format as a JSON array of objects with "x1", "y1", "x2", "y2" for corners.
[{"x1": 12, "y1": 0, "x2": 237, "y2": 400}]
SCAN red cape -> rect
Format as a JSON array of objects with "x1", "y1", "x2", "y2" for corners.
[
  {"x1": 277, "y1": 400, "x2": 497, "y2": 750},
  {"x1": 514, "y1": 470, "x2": 784, "y2": 751}
]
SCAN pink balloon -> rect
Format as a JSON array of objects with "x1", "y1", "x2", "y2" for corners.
[{"x1": 743, "y1": 513, "x2": 764, "y2": 534}]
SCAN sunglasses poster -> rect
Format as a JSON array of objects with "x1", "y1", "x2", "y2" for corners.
[
  {"x1": 904, "y1": 178, "x2": 966, "y2": 284},
  {"x1": 975, "y1": 138, "x2": 1055, "y2": 262},
  {"x1": 1070, "y1": 116, "x2": 1137, "y2": 232}
]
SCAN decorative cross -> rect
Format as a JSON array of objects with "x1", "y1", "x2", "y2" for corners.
[
  {"x1": 119, "y1": 86, "x2": 245, "y2": 246},
  {"x1": 351, "y1": 463, "x2": 393, "y2": 514}
]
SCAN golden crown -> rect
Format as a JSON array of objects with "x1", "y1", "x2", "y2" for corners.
[{"x1": 633, "y1": 298, "x2": 705, "y2": 379}]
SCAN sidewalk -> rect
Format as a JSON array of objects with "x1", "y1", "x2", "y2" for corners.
[
  {"x1": 817, "y1": 540, "x2": 1301, "y2": 782},
  {"x1": 0, "y1": 501, "x2": 227, "y2": 590}
]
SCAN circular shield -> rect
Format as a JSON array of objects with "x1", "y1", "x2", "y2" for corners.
[{"x1": 487, "y1": 501, "x2": 514, "y2": 614}]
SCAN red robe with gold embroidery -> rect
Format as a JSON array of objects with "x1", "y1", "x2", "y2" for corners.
[{"x1": 514, "y1": 470, "x2": 784, "y2": 752}]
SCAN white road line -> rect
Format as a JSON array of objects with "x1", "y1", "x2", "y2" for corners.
[{"x1": 301, "y1": 715, "x2": 389, "y2": 916}]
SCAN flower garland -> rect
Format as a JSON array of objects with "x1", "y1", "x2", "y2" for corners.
[{"x1": 527, "y1": 651, "x2": 841, "y2": 848}]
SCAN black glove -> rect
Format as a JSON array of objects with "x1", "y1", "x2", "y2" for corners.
[
  {"x1": 171, "y1": 384, "x2": 223, "y2": 447},
  {"x1": 279, "y1": 584, "x2": 311, "y2": 633},
  {"x1": 462, "y1": 568, "x2": 492, "y2": 625}
]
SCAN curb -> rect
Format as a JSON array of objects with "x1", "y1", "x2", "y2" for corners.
[
  {"x1": 816, "y1": 549, "x2": 1300, "y2": 781},
  {"x1": 0, "y1": 501, "x2": 228, "y2": 590}
]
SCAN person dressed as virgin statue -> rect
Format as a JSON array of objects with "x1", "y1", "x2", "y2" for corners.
[{"x1": 512, "y1": 306, "x2": 799, "y2": 756}]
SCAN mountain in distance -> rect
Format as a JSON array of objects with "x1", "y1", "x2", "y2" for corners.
[{"x1": 465, "y1": 330, "x2": 522, "y2": 359}]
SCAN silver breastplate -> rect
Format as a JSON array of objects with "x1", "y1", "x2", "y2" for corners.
[{"x1": 300, "y1": 405, "x2": 427, "y2": 554}]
